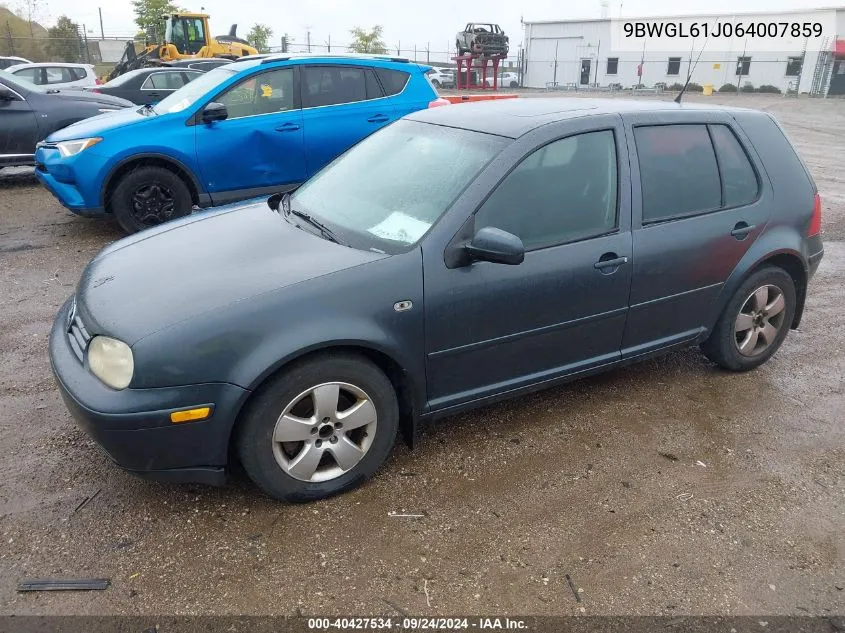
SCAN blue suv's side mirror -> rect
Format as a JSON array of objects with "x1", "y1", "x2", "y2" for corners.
[{"x1": 201, "y1": 102, "x2": 228, "y2": 124}]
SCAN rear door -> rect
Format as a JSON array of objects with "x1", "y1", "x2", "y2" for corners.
[
  {"x1": 299, "y1": 64, "x2": 396, "y2": 177},
  {"x1": 621, "y1": 113, "x2": 771, "y2": 358},
  {"x1": 194, "y1": 66, "x2": 306, "y2": 201}
]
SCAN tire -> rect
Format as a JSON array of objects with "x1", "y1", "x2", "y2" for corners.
[
  {"x1": 431, "y1": 79, "x2": 441, "y2": 88},
  {"x1": 701, "y1": 266, "x2": 796, "y2": 371},
  {"x1": 509, "y1": 81, "x2": 519, "y2": 88},
  {"x1": 109, "y1": 165, "x2": 193, "y2": 234},
  {"x1": 236, "y1": 353, "x2": 399, "y2": 502}
]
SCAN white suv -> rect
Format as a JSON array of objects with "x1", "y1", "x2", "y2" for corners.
[
  {"x1": 427, "y1": 67, "x2": 455, "y2": 89},
  {"x1": 6, "y1": 63, "x2": 98, "y2": 89}
]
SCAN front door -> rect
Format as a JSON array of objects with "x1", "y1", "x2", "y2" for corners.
[
  {"x1": 0, "y1": 85, "x2": 36, "y2": 160},
  {"x1": 621, "y1": 115, "x2": 771, "y2": 357},
  {"x1": 195, "y1": 66, "x2": 306, "y2": 202},
  {"x1": 580, "y1": 59, "x2": 592, "y2": 85},
  {"x1": 299, "y1": 64, "x2": 396, "y2": 177},
  {"x1": 423, "y1": 116, "x2": 632, "y2": 410}
]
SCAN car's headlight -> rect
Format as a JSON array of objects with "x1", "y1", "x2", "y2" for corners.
[
  {"x1": 56, "y1": 137, "x2": 102, "y2": 158},
  {"x1": 87, "y1": 336, "x2": 134, "y2": 390}
]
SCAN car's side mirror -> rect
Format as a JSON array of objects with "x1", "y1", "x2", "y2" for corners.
[
  {"x1": 0, "y1": 87, "x2": 17, "y2": 101},
  {"x1": 465, "y1": 227, "x2": 525, "y2": 266},
  {"x1": 201, "y1": 101, "x2": 228, "y2": 123}
]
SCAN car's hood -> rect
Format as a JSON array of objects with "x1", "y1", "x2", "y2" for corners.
[
  {"x1": 75, "y1": 201, "x2": 387, "y2": 345},
  {"x1": 44, "y1": 88, "x2": 133, "y2": 107},
  {"x1": 46, "y1": 105, "x2": 149, "y2": 141}
]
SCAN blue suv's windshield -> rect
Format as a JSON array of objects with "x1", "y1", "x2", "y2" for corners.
[
  {"x1": 153, "y1": 66, "x2": 238, "y2": 114},
  {"x1": 292, "y1": 120, "x2": 507, "y2": 254}
]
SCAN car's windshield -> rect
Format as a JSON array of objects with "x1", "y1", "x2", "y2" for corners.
[
  {"x1": 0, "y1": 69, "x2": 46, "y2": 93},
  {"x1": 152, "y1": 66, "x2": 237, "y2": 113},
  {"x1": 291, "y1": 120, "x2": 507, "y2": 254},
  {"x1": 103, "y1": 69, "x2": 145, "y2": 87}
]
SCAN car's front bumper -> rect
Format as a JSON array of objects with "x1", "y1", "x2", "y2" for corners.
[
  {"x1": 35, "y1": 146, "x2": 108, "y2": 216},
  {"x1": 49, "y1": 298, "x2": 250, "y2": 486}
]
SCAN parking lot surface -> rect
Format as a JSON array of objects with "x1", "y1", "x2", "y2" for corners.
[{"x1": 0, "y1": 93, "x2": 842, "y2": 616}]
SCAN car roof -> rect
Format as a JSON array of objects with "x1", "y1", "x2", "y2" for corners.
[
  {"x1": 407, "y1": 97, "x2": 753, "y2": 138},
  {"x1": 225, "y1": 52, "x2": 414, "y2": 72},
  {"x1": 8, "y1": 62, "x2": 92, "y2": 68}
]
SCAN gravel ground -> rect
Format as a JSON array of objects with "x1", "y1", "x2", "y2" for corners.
[{"x1": 0, "y1": 94, "x2": 842, "y2": 617}]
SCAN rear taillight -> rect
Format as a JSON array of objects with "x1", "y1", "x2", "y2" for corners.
[
  {"x1": 90, "y1": 88, "x2": 101, "y2": 93},
  {"x1": 428, "y1": 97, "x2": 450, "y2": 108},
  {"x1": 808, "y1": 192, "x2": 822, "y2": 236}
]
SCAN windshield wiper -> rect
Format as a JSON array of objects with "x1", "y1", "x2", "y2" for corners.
[{"x1": 281, "y1": 193, "x2": 343, "y2": 245}]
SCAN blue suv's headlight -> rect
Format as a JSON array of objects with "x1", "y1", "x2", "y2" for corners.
[{"x1": 56, "y1": 137, "x2": 103, "y2": 158}]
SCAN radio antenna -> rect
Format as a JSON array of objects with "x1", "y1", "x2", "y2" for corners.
[{"x1": 675, "y1": 20, "x2": 714, "y2": 103}]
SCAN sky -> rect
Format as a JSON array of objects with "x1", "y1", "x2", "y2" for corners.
[{"x1": 19, "y1": 0, "x2": 831, "y2": 55}]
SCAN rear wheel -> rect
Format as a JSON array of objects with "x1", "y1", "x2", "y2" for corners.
[
  {"x1": 236, "y1": 354, "x2": 399, "y2": 502},
  {"x1": 110, "y1": 165, "x2": 193, "y2": 234},
  {"x1": 702, "y1": 267, "x2": 796, "y2": 371}
]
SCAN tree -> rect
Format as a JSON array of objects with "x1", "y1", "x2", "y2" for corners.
[
  {"x1": 246, "y1": 23, "x2": 273, "y2": 52},
  {"x1": 44, "y1": 15, "x2": 81, "y2": 62},
  {"x1": 131, "y1": 0, "x2": 180, "y2": 42},
  {"x1": 348, "y1": 25, "x2": 387, "y2": 54}
]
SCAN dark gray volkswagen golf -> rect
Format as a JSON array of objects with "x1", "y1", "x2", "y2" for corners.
[{"x1": 49, "y1": 98, "x2": 824, "y2": 502}]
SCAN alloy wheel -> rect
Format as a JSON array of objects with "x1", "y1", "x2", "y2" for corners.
[
  {"x1": 272, "y1": 382, "x2": 378, "y2": 482},
  {"x1": 734, "y1": 284, "x2": 787, "y2": 357},
  {"x1": 131, "y1": 183, "x2": 175, "y2": 226}
]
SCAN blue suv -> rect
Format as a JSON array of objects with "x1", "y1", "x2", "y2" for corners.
[{"x1": 35, "y1": 54, "x2": 443, "y2": 233}]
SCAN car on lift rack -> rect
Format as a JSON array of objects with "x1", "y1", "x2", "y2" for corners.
[{"x1": 456, "y1": 23, "x2": 509, "y2": 56}]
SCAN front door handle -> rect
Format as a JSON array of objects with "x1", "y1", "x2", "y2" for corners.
[
  {"x1": 730, "y1": 222, "x2": 756, "y2": 240},
  {"x1": 367, "y1": 114, "x2": 390, "y2": 123},
  {"x1": 594, "y1": 253, "x2": 629, "y2": 272},
  {"x1": 275, "y1": 122, "x2": 301, "y2": 132}
]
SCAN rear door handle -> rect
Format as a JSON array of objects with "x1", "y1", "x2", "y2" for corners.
[
  {"x1": 367, "y1": 114, "x2": 390, "y2": 123},
  {"x1": 730, "y1": 222, "x2": 756, "y2": 239},
  {"x1": 275, "y1": 122, "x2": 301, "y2": 132},
  {"x1": 594, "y1": 255, "x2": 629, "y2": 271}
]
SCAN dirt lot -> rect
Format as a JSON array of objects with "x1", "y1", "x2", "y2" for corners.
[{"x1": 0, "y1": 94, "x2": 842, "y2": 617}]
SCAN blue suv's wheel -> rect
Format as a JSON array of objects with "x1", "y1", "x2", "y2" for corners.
[{"x1": 110, "y1": 165, "x2": 192, "y2": 234}]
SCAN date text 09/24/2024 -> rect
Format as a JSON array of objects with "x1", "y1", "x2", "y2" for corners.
[{"x1": 307, "y1": 617, "x2": 528, "y2": 630}]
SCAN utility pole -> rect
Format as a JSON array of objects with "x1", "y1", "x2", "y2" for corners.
[
  {"x1": 594, "y1": 39, "x2": 601, "y2": 85},
  {"x1": 426, "y1": 42, "x2": 430, "y2": 64},
  {"x1": 553, "y1": 39, "x2": 558, "y2": 85},
  {"x1": 326, "y1": 34, "x2": 331, "y2": 52},
  {"x1": 306, "y1": 28, "x2": 311, "y2": 52},
  {"x1": 98, "y1": 7, "x2": 104, "y2": 39}
]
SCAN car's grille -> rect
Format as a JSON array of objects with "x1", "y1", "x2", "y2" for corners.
[{"x1": 67, "y1": 303, "x2": 91, "y2": 363}]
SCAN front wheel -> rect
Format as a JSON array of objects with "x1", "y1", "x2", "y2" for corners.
[
  {"x1": 236, "y1": 354, "x2": 399, "y2": 502},
  {"x1": 702, "y1": 266, "x2": 796, "y2": 371},
  {"x1": 109, "y1": 165, "x2": 193, "y2": 234}
]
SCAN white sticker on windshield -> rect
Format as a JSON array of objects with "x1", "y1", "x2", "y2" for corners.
[{"x1": 367, "y1": 212, "x2": 431, "y2": 244}]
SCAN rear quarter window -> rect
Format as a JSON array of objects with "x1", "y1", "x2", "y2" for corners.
[
  {"x1": 375, "y1": 68, "x2": 410, "y2": 96},
  {"x1": 709, "y1": 124, "x2": 759, "y2": 207}
]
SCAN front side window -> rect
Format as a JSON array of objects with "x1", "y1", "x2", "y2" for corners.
[
  {"x1": 12, "y1": 67, "x2": 40, "y2": 83},
  {"x1": 475, "y1": 130, "x2": 618, "y2": 251},
  {"x1": 45, "y1": 67, "x2": 75, "y2": 84},
  {"x1": 216, "y1": 68, "x2": 295, "y2": 118},
  {"x1": 292, "y1": 120, "x2": 506, "y2": 253},
  {"x1": 143, "y1": 71, "x2": 187, "y2": 90}
]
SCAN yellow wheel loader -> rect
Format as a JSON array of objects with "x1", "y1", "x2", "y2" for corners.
[{"x1": 106, "y1": 13, "x2": 258, "y2": 81}]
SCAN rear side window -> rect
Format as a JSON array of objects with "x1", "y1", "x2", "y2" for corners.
[
  {"x1": 70, "y1": 67, "x2": 88, "y2": 80},
  {"x1": 303, "y1": 66, "x2": 376, "y2": 107},
  {"x1": 709, "y1": 125, "x2": 758, "y2": 207},
  {"x1": 375, "y1": 68, "x2": 410, "y2": 96},
  {"x1": 635, "y1": 125, "x2": 721, "y2": 223},
  {"x1": 143, "y1": 71, "x2": 187, "y2": 90}
]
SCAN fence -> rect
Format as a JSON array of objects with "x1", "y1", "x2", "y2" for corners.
[{"x1": 0, "y1": 31, "x2": 139, "y2": 65}]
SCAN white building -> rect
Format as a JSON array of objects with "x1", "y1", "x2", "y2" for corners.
[{"x1": 522, "y1": 7, "x2": 845, "y2": 95}]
